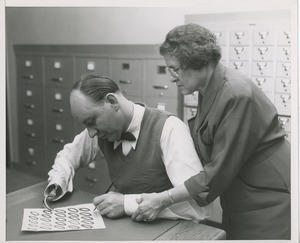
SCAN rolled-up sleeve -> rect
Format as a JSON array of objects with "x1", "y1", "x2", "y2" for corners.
[{"x1": 45, "y1": 129, "x2": 100, "y2": 200}]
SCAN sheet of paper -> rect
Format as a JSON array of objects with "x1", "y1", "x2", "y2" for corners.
[{"x1": 21, "y1": 203, "x2": 106, "y2": 232}]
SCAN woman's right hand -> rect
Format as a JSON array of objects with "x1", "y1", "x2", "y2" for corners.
[{"x1": 132, "y1": 191, "x2": 171, "y2": 222}]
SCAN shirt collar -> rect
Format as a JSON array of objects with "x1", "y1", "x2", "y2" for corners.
[{"x1": 114, "y1": 103, "x2": 145, "y2": 150}]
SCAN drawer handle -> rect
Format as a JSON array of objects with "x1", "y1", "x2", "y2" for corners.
[
  {"x1": 24, "y1": 103, "x2": 35, "y2": 109},
  {"x1": 280, "y1": 79, "x2": 290, "y2": 87},
  {"x1": 25, "y1": 132, "x2": 36, "y2": 137},
  {"x1": 53, "y1": 138, "x2": 65, "y2": 144},
  {"x1": 257, "y1": 62, "x2": 266, "y2": 71},
  {"x1": 280, "y1": 94, "x2": 290, "y2": 103},
  {"x1": 119, "y1": 80, "x2": 132, "y2": 84},
  {"x1": 26, "y1": 160, "x2": 37, "y2": 166},
  {"x1": 85, "y1": 176, "x2": 98, "y2": 183},
  {"x1": 52, "y1": 77, "x2": 63, "y2": 82},
  {"x1": 52, "y1": 108, "x2": 64, "y2": 113},
  {"x1": 153, "y1": 85, "x2": 168, "y2": 90},
  {"x1": 278, "y1": 117, "x2": 289, "y2": 126},
  {"x1": 23, "y1": 75, "x2": 34, "y2": 80}
]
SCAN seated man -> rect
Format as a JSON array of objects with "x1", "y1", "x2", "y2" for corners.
[{"x1": 44, "y1": 73, "x2": 212, "y2": 222}]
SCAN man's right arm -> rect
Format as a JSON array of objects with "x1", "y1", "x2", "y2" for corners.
[{"x1": 44, "y1": 129, "x2": 100, "y2": 200}]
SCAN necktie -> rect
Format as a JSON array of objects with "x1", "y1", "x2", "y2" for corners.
[{"x1": 120, "y1": 132, "x2": 136, "y2": 142}]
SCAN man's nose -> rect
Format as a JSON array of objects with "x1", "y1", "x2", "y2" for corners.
[{"x1": 87, "y1": 128, "x2": 98, "y2": 138}]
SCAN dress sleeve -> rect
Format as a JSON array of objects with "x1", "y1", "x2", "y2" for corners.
[{"x1": 185, "y1": 90, "x2": 273, "y2": 205}]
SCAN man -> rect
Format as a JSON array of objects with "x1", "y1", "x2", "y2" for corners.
[{"x1": 44, "y1": 73, "x2": 211, "y2": 221}]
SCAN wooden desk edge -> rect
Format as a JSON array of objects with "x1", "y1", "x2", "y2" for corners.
[
  {"x1": 7, "y1": 181, "x2": 47, "y2": 207},
  {"x1": 155, "y1": 221, "x2": 226, "y2": 240}
]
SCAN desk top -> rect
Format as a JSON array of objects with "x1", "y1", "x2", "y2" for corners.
[{"x1": 6, "y1": 182, "x2": 226, "y2": 241}]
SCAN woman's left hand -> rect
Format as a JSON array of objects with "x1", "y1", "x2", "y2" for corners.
[{"x1": 132, "y1": 192, "x2": 168, "y2": 222}]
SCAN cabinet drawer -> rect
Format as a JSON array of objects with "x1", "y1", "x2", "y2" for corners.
[
  {"x1": 230, "y1": 30, "x2": 251, "y2": 45},
  {"x1": 275, "y1": 78, "x2": 291, "y2": 93},
  {"x1": 44, "y1": 56, "x2": 74, "y2": 88},
  {"x1": 16, "y1": 55, "x2": 43, "y2": 86},
  {"x1": 45, "y1": 119, "x2": 75, "y2": 170},
  {"x1": 73, "y1": 156, "x2": 112, "y2": 195},
  {"x1": 278, "y1": 116, "x2": 291, "y2": 132},
  {"x1": 19, "y1": 115, "x2": 44, "y2": 143},
  {"x1": 145, "y1": 97, "x2": 177, "y2": 115},
  {"x1": 278, "y1": 30, "x2": 291, "y2": 46},
  {"x1": 45, "y1": 87, "x2": 72, "y2": 119},
  {"x1": 277, "y1": 46, "x2": 291, "y2": 62},
  {"x1": 276, "y1": 62, "x2": 291, "y2": 77},
  {"x1": 145, "y1": 59, "x2": 177, "y2": 98},
  {"x1": 228, "y1": 61, "x2": 250, "y2": 76},
  {"x1": 229, "y1": 46, "x2": 250, "y2": 61},
  {"x1": 75, "y1": 57, "x2": 109, "y2": 77},
  {"x1": 213, "y1": 31, "x2": 228, "y2": 46},
  {"x1": 251, "y1": 77, "x2": 274, "y2": 92},
  {"x1": 19, "y1": 140, "x2": 45, "y2": 176},
  {"x1": 274, "y1": 93, "x2": 291, "y2": 116},
  {"x1": 252, "y1": 46, "x2": 275, "y2": 61},
  {"x1": 184, "y1": 106, "x2": 198, "y2": 123},
  {"x1": 18, "y1": 85, "x2": 44, "y2": 115},
  {"x1": 46, "y1": 119, "x2": 75, "y2": 146},
  {"x1": 253, "y1": 30, "x2": 275, "y2": 45},
  {"x1": 110, "y1": 59, "x2": 143, "y2": 96},
  {"x1": 251, "y1": 61, "x2": 274, "y2": 77}
]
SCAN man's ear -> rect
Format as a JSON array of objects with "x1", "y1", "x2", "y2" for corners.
[{"x1": 105, "y1": 93, "x2": 119, "y2": 111}]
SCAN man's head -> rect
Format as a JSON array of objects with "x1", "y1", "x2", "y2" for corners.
[{"x1": 70, "y1": 73, "x2": 132, "y2": 142}]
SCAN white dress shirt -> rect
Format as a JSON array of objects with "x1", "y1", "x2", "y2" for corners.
[{"x1": 45, "y1": 103, "x2": 212, "y2": 222}]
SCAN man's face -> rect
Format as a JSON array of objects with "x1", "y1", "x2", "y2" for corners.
[{"x1": 70, "y1": 90, "x2": 123, "y2": 142}]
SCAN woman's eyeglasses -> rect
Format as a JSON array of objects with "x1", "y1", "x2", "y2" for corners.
[{"x1": 165, "y1": 66, "x2": 180, "y2": 78}]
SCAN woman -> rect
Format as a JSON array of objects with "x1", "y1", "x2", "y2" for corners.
[{"x1": 132, "y1": 23, "x2": 290, "y2": 240}]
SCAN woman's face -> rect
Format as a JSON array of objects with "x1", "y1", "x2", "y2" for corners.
[{"x1": 164, "y1": 54, "x2": 211, "y2": 95}]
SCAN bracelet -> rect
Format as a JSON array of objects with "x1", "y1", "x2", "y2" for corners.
[{"x1": 167, "y1": 190, "x2": 175, "y2": 204}]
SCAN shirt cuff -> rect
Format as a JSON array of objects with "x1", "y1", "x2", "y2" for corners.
[
  {"x1": 44, "y1": 176, "x2": 69, "y2": 201},
  {"x1": 124, "y1": 194, "x2": 140, "y2": 215}
]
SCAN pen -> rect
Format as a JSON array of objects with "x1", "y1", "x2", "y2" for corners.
[{"x1": 94, "y1": 182, "x2": 114, "y2": 211}]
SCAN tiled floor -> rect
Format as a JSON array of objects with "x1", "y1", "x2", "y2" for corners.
[{"x1": 6, "y1": 169, "x2": 44, "y2": 193}]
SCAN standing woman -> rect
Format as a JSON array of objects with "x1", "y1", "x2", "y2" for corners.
[{"x1": 132, "y1": 23, "x2": 290, "y2": 240}]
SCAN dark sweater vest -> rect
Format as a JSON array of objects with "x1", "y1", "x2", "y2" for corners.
[{"x1": 98, "y1": 106, "x2": 174, "y2": 194}]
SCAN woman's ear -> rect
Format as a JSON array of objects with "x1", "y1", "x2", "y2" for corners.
[{"x1": 105, "y1": 93, "x2": 119, "y2": 111}]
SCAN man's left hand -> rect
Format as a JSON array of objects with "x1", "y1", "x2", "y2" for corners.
[{"x1": 93, "y1": 191, "x2": 125, "y2": 218}]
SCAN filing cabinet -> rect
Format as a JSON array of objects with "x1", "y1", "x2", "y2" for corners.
[{"x1": 14, "y1": 45, "x2": 176, "y2": 194}]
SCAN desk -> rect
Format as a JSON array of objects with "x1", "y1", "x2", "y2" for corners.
[{"x1": 6, "y1": 182, "x2": 226, "y2": 241}]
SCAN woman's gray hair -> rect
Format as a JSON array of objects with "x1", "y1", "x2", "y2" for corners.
[
  {"x1": 72, "y1": 73, "x2": 120, "y2": 103},
  {"x1": 160, "y1": 23, "x2": 222, "y2": 70}
]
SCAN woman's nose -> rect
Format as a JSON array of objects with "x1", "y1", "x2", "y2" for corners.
[
  {"x1": 87, "y1": 128, "x2": 98, "y2": 138},
  {"x1": 170, "y1": 76, "x2": 179, "y2": 83}
]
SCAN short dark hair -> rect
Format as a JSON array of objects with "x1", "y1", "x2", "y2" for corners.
[
  {"x1": 72, "y1": 73, "x2": 120, "y2": 103},
  {"x1": 159, "y1": 23, "x2": 222, "y2": 70}
]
